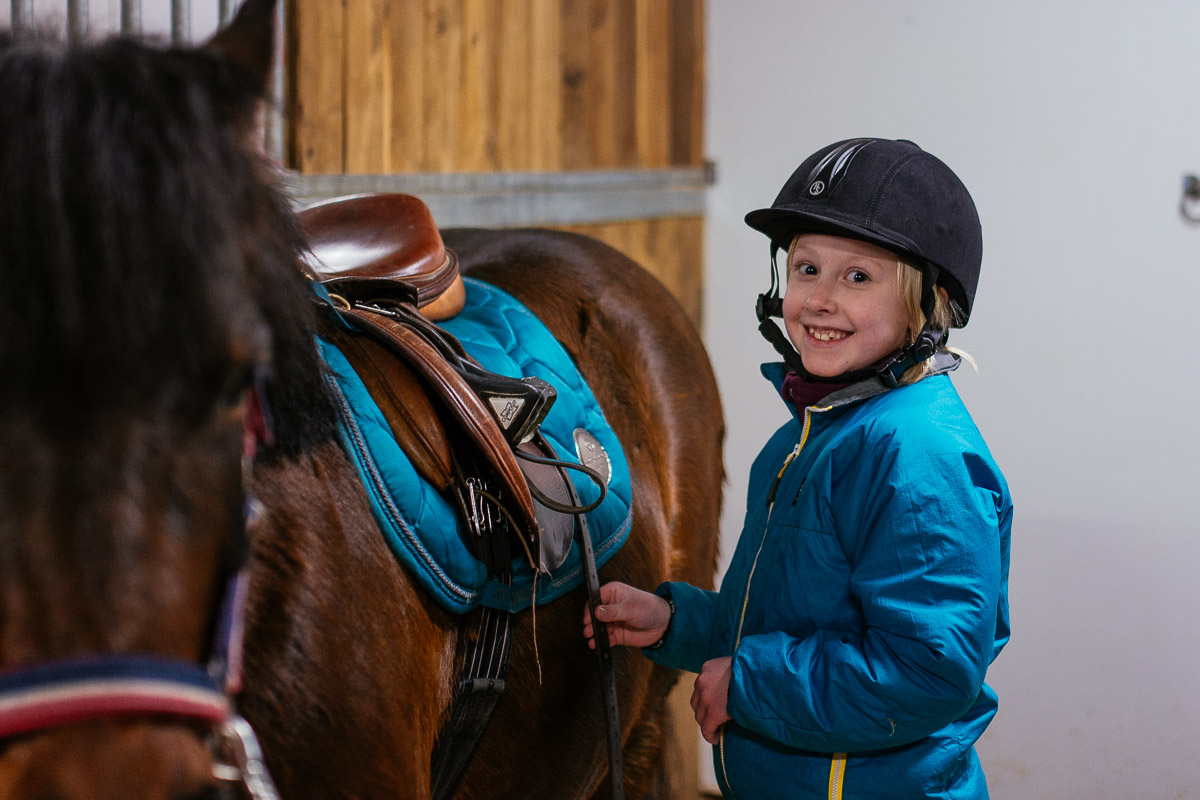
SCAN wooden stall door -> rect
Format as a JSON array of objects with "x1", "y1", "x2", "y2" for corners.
[{"x1": 288, "y1": 3, "x2": 710, "y2": 796}]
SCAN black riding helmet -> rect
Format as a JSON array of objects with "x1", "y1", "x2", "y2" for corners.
[{"x1": 745, "y1": 138, "x2": 983, "y2": 385}]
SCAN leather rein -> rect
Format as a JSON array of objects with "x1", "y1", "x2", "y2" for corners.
[{"x1": 0, "y1": 382, "x2": 281, "y2": 800}]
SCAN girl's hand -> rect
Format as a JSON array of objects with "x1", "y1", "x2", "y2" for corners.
[
  {"x1": 691, "y1": 656, "x2": 733, "y2": 744},
  {"x1": 582, "y1": 581, "x2": 671, "y2": 649}
]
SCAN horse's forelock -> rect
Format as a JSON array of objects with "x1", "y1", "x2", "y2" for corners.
[{"x1": 0, "y1": 33, "x2": 333, "y2": 454}]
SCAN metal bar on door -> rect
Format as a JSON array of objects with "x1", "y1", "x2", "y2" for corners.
[
  {"x1": 171, "y1": 0, "x2": 190, "y2": 43},
  {"x1": 11, "y1": 0, "x2": 34, "y2": 36},
  {"x1": 121, "y1": 0, "x2": 142, "y2": 35},
  {"x1": 67, "y1": 0, "x2": 89, "y2": 41},
  {"x1": 285, "y1": 166, "x2": 717, "y2": 225},
  {"x1": 266, "y1": 0, "x2": 286, "y2": 165}
]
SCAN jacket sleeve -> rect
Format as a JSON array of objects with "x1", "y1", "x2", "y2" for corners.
[
  {"x1": 725, "y1": 429, "x2": 1009, "y2": 752},
  {"x1": 641, "y1": 580, "x2": 720, "y2": 674}
]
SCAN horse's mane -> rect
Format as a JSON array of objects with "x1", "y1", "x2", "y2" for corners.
[{"x1": 0, "y1": 31, "x2": 334, "y2": 458}]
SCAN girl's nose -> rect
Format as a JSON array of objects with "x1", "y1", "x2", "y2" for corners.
[{"x1": 804, "y1": 281, "x2": 835, "y2": 312}]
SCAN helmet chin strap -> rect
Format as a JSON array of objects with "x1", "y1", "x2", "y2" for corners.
[{"x1": 755, "y1": 244, "x2": 944, "y2": 388}]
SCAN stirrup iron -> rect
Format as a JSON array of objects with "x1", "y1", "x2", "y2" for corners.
[{"x1": 457, "y1": 367, "x2": 557, "y2": 446}]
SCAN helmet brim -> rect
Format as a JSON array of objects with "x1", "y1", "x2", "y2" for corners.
[{"x1": 745, "y1": 206, "x2": 920, "y2": 260}]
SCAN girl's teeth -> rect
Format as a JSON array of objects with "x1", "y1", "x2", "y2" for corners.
[{"x1": 808, "y1": 328, "x2": 847, "y2": 342}]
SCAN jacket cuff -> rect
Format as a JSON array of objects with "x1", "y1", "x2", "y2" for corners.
[
  {"x1": 645, "y1": 594, "x2": 676, "y2": 650},
  {"x1": 641, "y1": 581, "x2": 717, "y2": 673}
]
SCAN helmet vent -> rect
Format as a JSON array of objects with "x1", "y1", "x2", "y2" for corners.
[{"x1": 803, "y1": 138, "x2": 874, "y2": 199}]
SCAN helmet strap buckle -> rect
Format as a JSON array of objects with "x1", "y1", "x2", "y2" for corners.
[
  {"x1": 756, "y1": 242, "x2": 786, "y2": 324},
  {"x1": 756, "y1": 293, "x2": 782, "y2": 321}
]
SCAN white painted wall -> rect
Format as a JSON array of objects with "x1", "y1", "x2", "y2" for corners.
[{"x1": 704, "y1": 2, "x2": 1200, "y2": 797}]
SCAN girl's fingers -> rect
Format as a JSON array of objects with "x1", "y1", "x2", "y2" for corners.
[{"x1": 593, "y1": 602, "x2": 619, "y2": 623}]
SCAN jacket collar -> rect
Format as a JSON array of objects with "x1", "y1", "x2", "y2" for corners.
[{"x1": 762, "y1": 350, "x2": 961, "y2": 420}]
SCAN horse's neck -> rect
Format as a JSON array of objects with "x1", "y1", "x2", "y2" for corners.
[
  {"x1": 252, "y1": 441, "x2": 365, "y2": 541},
  {"x1": 239, "y1": 439, "x2": 458, "y2": 798}
]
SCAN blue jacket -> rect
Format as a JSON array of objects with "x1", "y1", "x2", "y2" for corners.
[{"x1": 647, "y1": 358, "x2": 1011, "y2": 800}]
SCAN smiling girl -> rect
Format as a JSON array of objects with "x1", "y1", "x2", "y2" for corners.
[{"x1": 584, "y1": 139, "x2": 1012, "y2": 800}]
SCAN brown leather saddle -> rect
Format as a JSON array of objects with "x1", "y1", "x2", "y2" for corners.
[{"x1": 298, "y1": 193, "x2": 575, "y2": 572}]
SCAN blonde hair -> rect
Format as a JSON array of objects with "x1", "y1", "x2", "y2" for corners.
[
  {"x1": 896, "y1": 260, "x2": 974, "y2": 384},
  {"x1": 784, "y1": 235, "x2": 972, "y2": 385}
]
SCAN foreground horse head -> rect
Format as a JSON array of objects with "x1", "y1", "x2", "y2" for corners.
[
  {"x1": 0, "y1": 1, "x2": 324, "y2": 796},
  {"x1": 0, "y1": 1, "x2": 724, "y2": 797}
]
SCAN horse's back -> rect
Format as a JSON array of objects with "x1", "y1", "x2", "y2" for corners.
[{"x1": 443, "y1": 227, "x2": 723, "y2": 799}]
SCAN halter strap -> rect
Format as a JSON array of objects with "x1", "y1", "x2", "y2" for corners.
[
  {"x1": 209, "y1": 567, "x2": 251, "y2": 696},
  {"x1": 0, "y1": 568, "x2": 250, "y2": 739},
  {"x1": 0, "y1": 381, "x2": 269, "y2": 741},
  {"x1": 0, "y1": 655, "x2": 229, "y2": 738}
]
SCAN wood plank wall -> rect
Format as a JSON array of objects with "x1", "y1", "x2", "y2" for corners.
[
  {"x1": 287, "y1": 0, "x2": 707, "y2": 325},
  {"x1": 289, "y1": 0, "x2": 703, "y2": 173}
]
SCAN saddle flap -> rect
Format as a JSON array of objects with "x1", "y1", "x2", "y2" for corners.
[
  {"x1": 298, "y1": 193, "x2": 466, "y2": 320},
  {"x1": 325, "y1": 326, "x2": 455, "y2": 491}
]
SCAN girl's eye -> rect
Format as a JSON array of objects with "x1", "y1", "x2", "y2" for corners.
[
  {"x1": 849, "y1": 270, "x2": 869, "y2": 283},
  {"x1": 794, "y1": 262, "x2": 817, "y2": 276}
]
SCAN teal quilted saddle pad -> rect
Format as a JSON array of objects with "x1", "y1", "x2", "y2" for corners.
[{"x1": 316, "y1": 277, "x2": 632, "y2": 614}]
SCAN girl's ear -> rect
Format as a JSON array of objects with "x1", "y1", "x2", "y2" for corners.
[{"x1": 204, "y1": 0, "x2": 277, "y2": 97}]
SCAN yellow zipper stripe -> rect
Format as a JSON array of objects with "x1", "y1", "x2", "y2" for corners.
[
  {"x1": 719, "y1": 408, "x2": 821, "y2": 796},
  {"x1": 828, "y1": 753, "x2": 847, "y2": 800},
  {"x1": 737, "y1": 407, "x2": 816, "y2": 647},
  {"x1": 736, "y1": 438, "x2": 798, "y2": 639}
]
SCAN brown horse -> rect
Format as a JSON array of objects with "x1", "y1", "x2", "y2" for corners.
[{"x1": 0, "y1": 2, "x2": 723, "y2": 799}]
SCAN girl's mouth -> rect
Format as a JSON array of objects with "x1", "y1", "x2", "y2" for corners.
[{"x1": 807, "y1": 327, "x2": 849, "y2": 342}]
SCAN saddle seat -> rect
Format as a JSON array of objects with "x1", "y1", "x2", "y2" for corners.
[{"x1": 299, "y1": 193, "x2": 466, "y2": 321}]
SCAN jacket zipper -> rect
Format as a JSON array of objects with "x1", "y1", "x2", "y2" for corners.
[
  {"x1": 719, "y1": 406, "x2": 820, "y2": 796},
  {"x1": 828, "y1": 752, "x2": 847, "y2": 800}
]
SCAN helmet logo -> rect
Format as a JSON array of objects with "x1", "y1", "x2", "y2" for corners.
[{"x1": 803, "y1": 138, "x2": 874, "y2": 199}]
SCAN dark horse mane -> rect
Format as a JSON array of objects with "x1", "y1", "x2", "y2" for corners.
[{"x1": 0, "y1": 30, "x2": 334, "y2": 459}]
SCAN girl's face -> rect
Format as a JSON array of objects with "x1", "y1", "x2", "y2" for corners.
[{"x1": 782, "y1": 234, "x2": 910, "y2": 378}]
